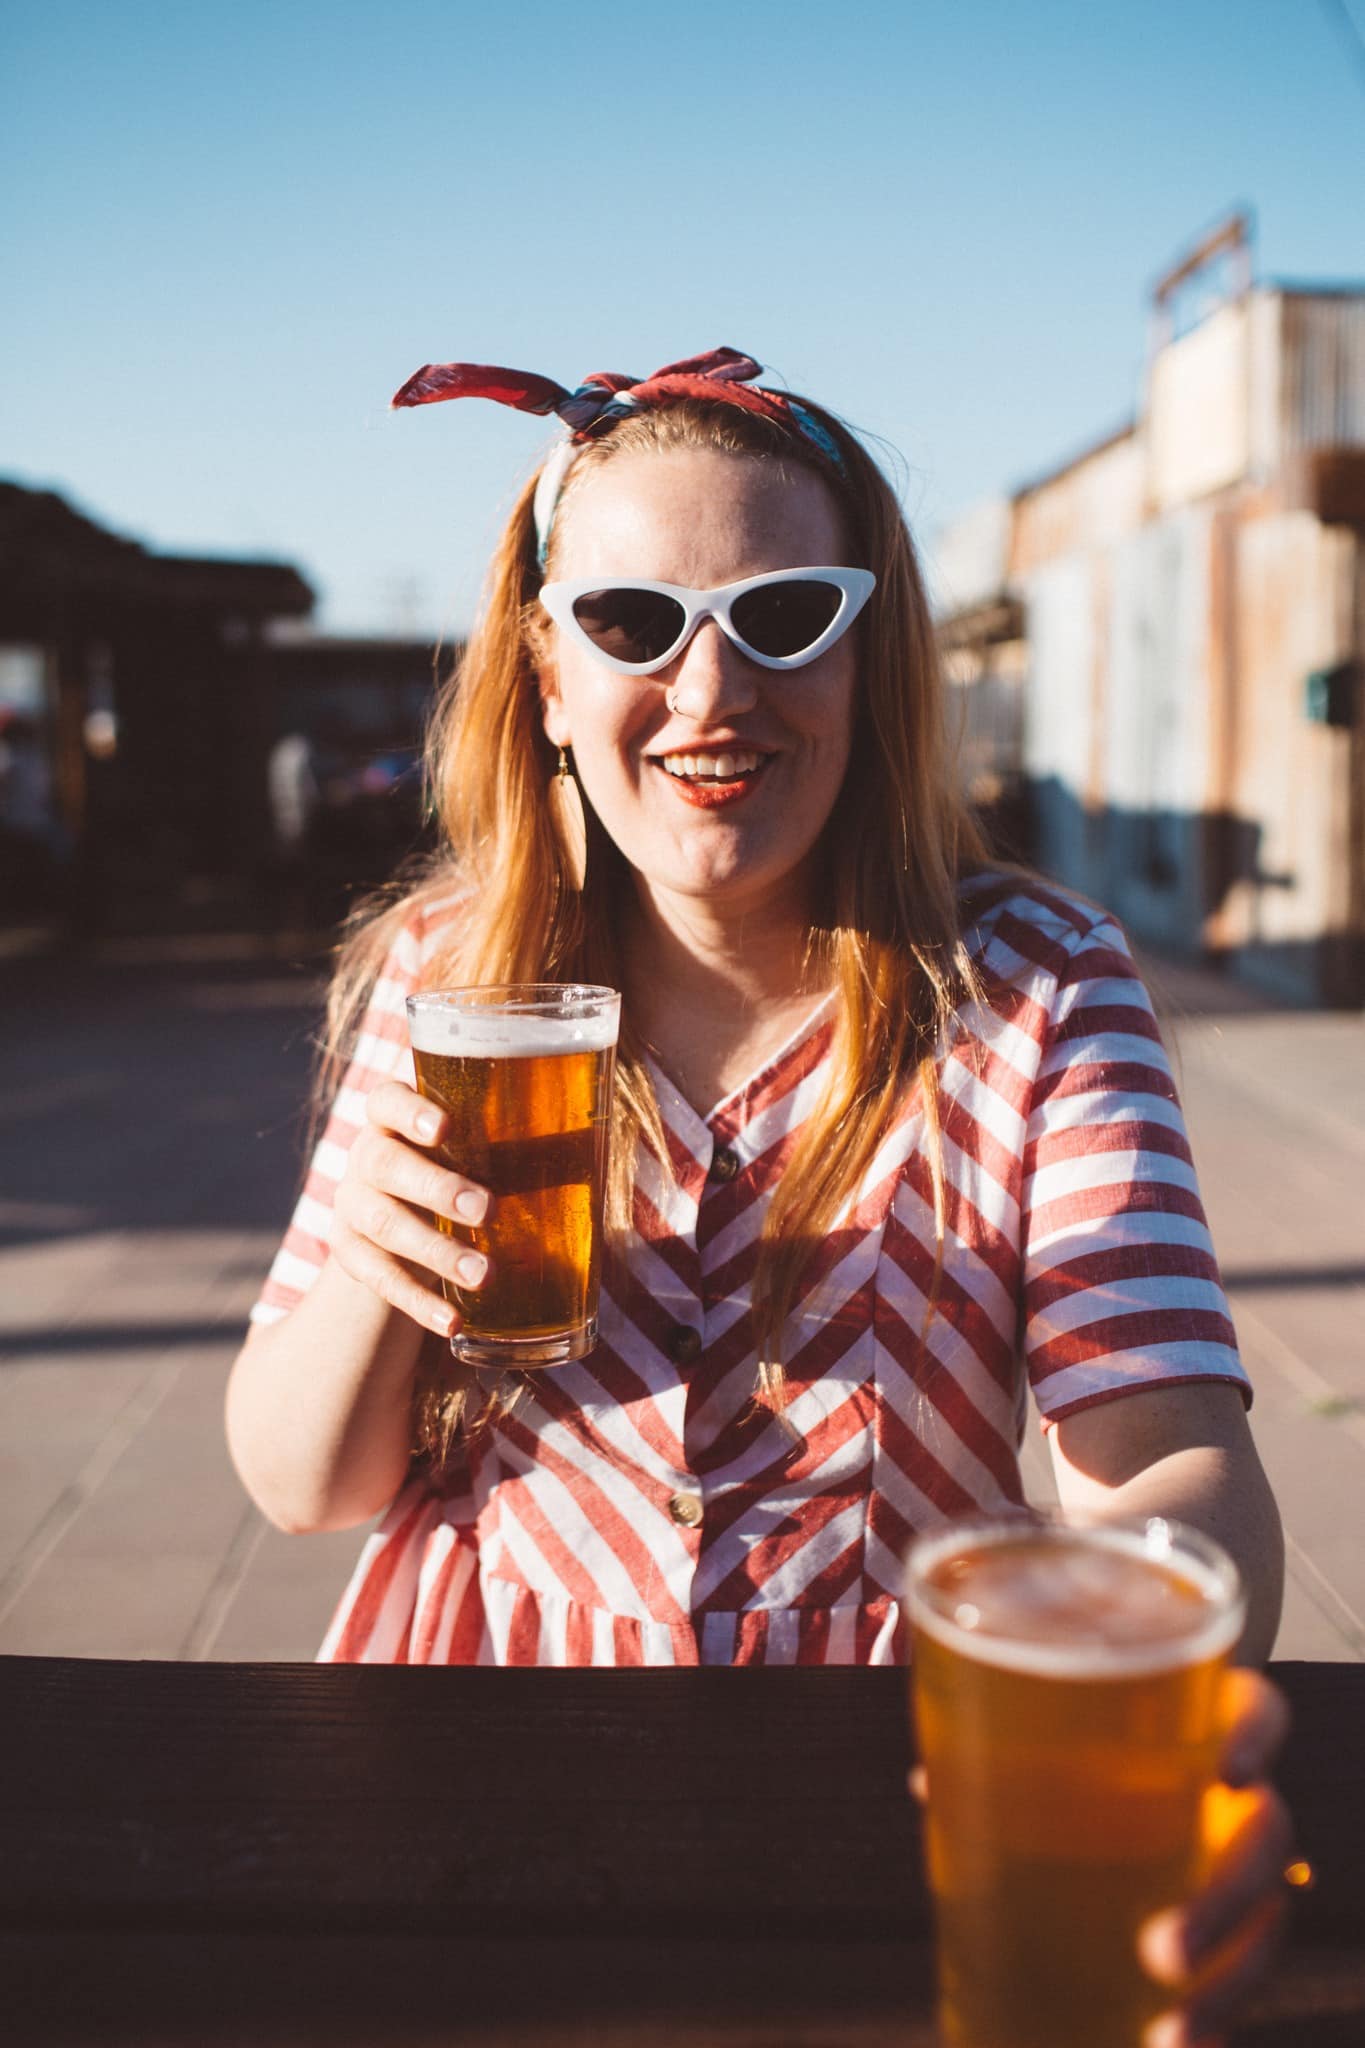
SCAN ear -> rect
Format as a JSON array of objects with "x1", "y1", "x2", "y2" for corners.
[{"x1": 537, "y1": 663, "x2": 573, "y2": 750}]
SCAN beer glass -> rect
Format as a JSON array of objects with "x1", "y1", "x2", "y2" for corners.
[
  {"x1": 405, "y1": 984, "x2": 620, "y2": 1368},
  {"x1": 904, "y1": 1514, "x2": 1245, "y2": 2048}
]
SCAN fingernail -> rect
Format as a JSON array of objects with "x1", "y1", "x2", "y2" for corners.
[
  {"x1": 456, "y1": 1251, "x2": 487, "y2": 1286},
  {"x1": 432, "y1": 1302, "x2": 455, "y2": 1335},
  {"x1": 417, "y1": 1109, "x2": 442, "y2": 1142},
  {"x1": 1138, "y1": 1908, "x2": 1188, "y2": 1984},
  {"x1": 455, "y1": 1189, "x2": 488, "y2": 1225}
]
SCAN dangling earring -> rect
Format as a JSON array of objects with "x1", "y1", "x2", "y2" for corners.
[{"x1": 548, "y1": 746, "x2": 588, "y2": 891}]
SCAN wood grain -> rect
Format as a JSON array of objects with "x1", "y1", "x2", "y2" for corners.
[{"x1": 2, "y1": 1657, "x2": 1361, "y2": 2043}]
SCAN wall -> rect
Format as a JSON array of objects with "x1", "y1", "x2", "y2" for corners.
[
  {"x1": 934, "y1": 286, "x2": 1365, "y2": 1003},
  {"x1": 1148, "y1": 301, "x2": 1250, "y2": 511},
  {"x1": 1218, "y1": 513, "x2": 1360, "y2": 999},
  {"x1": 1100, "y1": 508, "x2": 1214, "y2": 947}
]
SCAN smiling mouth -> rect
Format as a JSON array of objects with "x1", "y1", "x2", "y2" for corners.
[
  {"x1": 647, "y1": 748, "x2": 774, "y2": 810},
  {"x1": 654, "y1": 748, "x2": 771, "y2": 785}
]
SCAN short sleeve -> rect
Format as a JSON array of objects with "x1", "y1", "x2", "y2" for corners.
[
  {"x1": 249, "y1": 916, "x2": 427, "y2": 1328},
  {"x1": 1020, "y1": 914, "x2": 1250, "y2": 1426}
]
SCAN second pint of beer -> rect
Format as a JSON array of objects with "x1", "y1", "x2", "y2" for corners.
[
  {"x1": 905, "y1": 1516, "x2": 1245, "y2": 2048},
  {"x1": 406, "y1": 984, "x2": 620, "y2": 1368}
]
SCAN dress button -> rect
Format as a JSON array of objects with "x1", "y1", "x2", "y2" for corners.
[
  {"x1": 709, "y1": 1146, "x2": 740, "y2": 1184},
  {"x1": 668, "y1": 1323, "x2": 703, "y2": 1364},
  {"x1": 669, "y1": 1491, "x2": 704, "y2": 1529}
]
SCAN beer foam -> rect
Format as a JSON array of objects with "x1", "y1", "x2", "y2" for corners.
[
  {"x1": 406, "y1": 1000, "x2": 618, "y2": 1058},
  {"x1": 906, "y1": 1523, "x2": 1244, "y2": 1679}
]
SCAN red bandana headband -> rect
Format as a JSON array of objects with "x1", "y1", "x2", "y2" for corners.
[{"x1": 390, "y1": 346, "x2": 845, "y2": 562}]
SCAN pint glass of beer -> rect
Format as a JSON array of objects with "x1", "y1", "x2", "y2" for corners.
[
  {"x1": 904, "y1": 1515, "x2": 1245, "y2": 2048},
  {"x1": 405, "y1": 984, "x2": 620, "y2": 1369}
]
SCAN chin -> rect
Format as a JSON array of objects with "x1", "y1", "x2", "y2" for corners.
[{"x1": 675, "y1": 847, "x2": 800, "y2": 905}]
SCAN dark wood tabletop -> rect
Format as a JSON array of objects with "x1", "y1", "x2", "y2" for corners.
[{"x1": 2, "y1": 1656, "x2": 1362, "y2": 2045}]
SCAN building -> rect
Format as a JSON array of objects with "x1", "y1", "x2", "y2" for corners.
[
  {"x1": 0, "y1": 482, "x2": 448, "y2": 930},
  {"x1": 933, "y1": 216, "x2": 1365, "y2": 1006},
  {"x1": 260, "y1": 626, "x2": 459, "y2": 907}
]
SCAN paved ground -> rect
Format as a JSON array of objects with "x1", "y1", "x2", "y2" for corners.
[{"x1": 1, "y1": 929, "x2": 1361, "y2": 1661}]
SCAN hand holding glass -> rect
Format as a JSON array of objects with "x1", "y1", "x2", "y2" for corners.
[
  {"x1": 904, "y1": 1515, "x2": 1245, "y2": 2048},
  {"x1": 405, "y1": 985, "x2": 619, "y2": 1369}
]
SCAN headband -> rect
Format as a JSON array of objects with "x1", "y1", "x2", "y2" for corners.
[{"x1": 390, "y1": 346, "x2": 844, "y2": 564}]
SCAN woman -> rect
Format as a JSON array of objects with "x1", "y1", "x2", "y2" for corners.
[{"x1": 228, "y1": 349, "x2": 1291, "y2": 2038}]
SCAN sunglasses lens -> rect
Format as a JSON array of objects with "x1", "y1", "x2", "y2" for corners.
[
  {"x1": 730, "y1": 579, "x2": 844, "y2": 658},
  {"x1": 570, "y1": 588, "x2": 687, "y2": 666}
]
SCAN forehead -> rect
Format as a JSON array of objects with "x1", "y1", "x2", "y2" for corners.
[{"x1": 548, "y1": 444, "x2": 848, "y2": 584}]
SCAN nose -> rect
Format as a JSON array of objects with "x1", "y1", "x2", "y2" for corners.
[{"x1": 661, "y1": 617, "x2": 760, "y2": 722}]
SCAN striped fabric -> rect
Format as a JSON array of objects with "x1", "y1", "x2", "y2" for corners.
[{"x1": 251, "y1": 875, "x2": 1249, "y2": 1666}]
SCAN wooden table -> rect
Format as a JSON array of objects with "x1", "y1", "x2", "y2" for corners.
[{"x1": 3, "y1": 1658, "x2": 1361, "y2": 2044}]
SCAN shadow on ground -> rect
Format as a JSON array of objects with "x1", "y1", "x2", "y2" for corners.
[{"x1": 0, "y1": 937, "x2": 325, "y2": 1257}]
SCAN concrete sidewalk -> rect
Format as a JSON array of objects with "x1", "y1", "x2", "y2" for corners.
[
  {"x1": 1, "y1": 933, "x2": 1361, "y2": 1660},
  {"x1": 1142, "y1": 953, "x2": 1365, "y2": 1659},
  {"x1": 0, "y1": 933, "x2": 364, "y2": 1660}
]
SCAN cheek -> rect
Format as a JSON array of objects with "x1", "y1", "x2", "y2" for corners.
[
  {"x1": 796, "y1": 654, "x2": 858, "y2": 769},
  {"x1": 790, "y1": 667, "x2": 858, "y2": 839},
  {"x1": 558, "y1": 663, "x2": 654, "y2": 787}
]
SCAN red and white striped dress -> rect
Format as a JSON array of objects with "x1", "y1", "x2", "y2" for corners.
[{"x1": 251, "y1": 875, "x2": 1249, "y2": 1667}]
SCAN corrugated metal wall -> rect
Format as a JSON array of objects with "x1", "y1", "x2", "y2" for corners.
[
  {"x1": 1220, "y1": 515, "x2": 1358, "y2": 973},
  {"x1": 935, "y1": 283, "x2": 1365, "y2": 1001},
  {"x1": 1101, "y1": 510, "x2": 1213, "y2": 948},
  {"x1": 1281, "y1": 295, "x2": 1365, "y2": 455},
  {"x1": 1021, "y1": 556, "x2": 1095, "y2": 887}
]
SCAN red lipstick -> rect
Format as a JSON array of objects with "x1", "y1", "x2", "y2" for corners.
[{"x1": 652, "y1": 758, "x2": 772, "y2": 809}]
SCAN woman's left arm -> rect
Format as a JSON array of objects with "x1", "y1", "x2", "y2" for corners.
[
  {"x1": 1050, "y1": 1381, "x2": 1292, "y2": 2047},
  {"x1": 1047, "y1": 1378, "x2": 1285, "y2": 1663}
]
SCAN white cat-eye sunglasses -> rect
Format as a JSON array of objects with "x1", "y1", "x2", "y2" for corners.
[{"x1": 539, "y1": 566, "x2": 876, "y2": 677}]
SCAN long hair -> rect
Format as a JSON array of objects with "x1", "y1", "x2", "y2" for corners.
[{"x1": 320, "y1": 394, "x2": 992, "y2": 1464}]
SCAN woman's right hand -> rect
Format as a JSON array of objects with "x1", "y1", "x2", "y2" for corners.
[{"x1": 331, "y1": 1078, "x2": 492, "y2": 1337}]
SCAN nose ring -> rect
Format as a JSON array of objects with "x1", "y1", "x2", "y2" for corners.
[{"x1": 665, "y1": 688, "x2": 683, "y2": 715}]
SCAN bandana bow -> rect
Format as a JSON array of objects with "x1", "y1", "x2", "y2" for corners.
[
  {"x1": 390, "y1": 346, "x2": 809, "y2": 439},
  {"x1": 390, "y1": 347, "x2": 845, "y2": 564}
]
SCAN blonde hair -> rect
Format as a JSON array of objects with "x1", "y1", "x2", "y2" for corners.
[{"x1": 321, "y1": 394, "x2": 992, "y2": 1466}]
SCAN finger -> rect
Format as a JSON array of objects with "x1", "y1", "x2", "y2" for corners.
[
  {"x1": 1218, "y1": 1668, "x2": 1291, "y2": 1786},
  {"x1": 367, "y1": 1077, "x2": 448, "y2": 1147},
  {"x1": 1189, "y1": 1786, "x2": 1294, "y2": 1963},
  {"x1": 331, "y1": 1218, "x2": 460, "y2": 1337},
  {"x1": 1142, "y1": 1893, "x2": 1287, "y2": 2048},
  {"x1": 1139, "y1": 1788, "x2": 1293, "y2": 1983},
  {"x1": 357, "y1": 1128, "x2": 491, "y2": 1227},
  {"x1": 907, "y1": 1765, "x2": 928, "y2": 1804},
  {"x1": 347, "y1": 1189, "x2": 491, "y2": 1294}
]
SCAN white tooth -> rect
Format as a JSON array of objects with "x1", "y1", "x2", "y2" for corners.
[{"x1": 661, "y1": 750, "x2": 769, "y2": 779}]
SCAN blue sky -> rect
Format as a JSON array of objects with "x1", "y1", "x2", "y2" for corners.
[{"x1": 4, "y1": 1, "x2": 1363, "y2": 635}]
